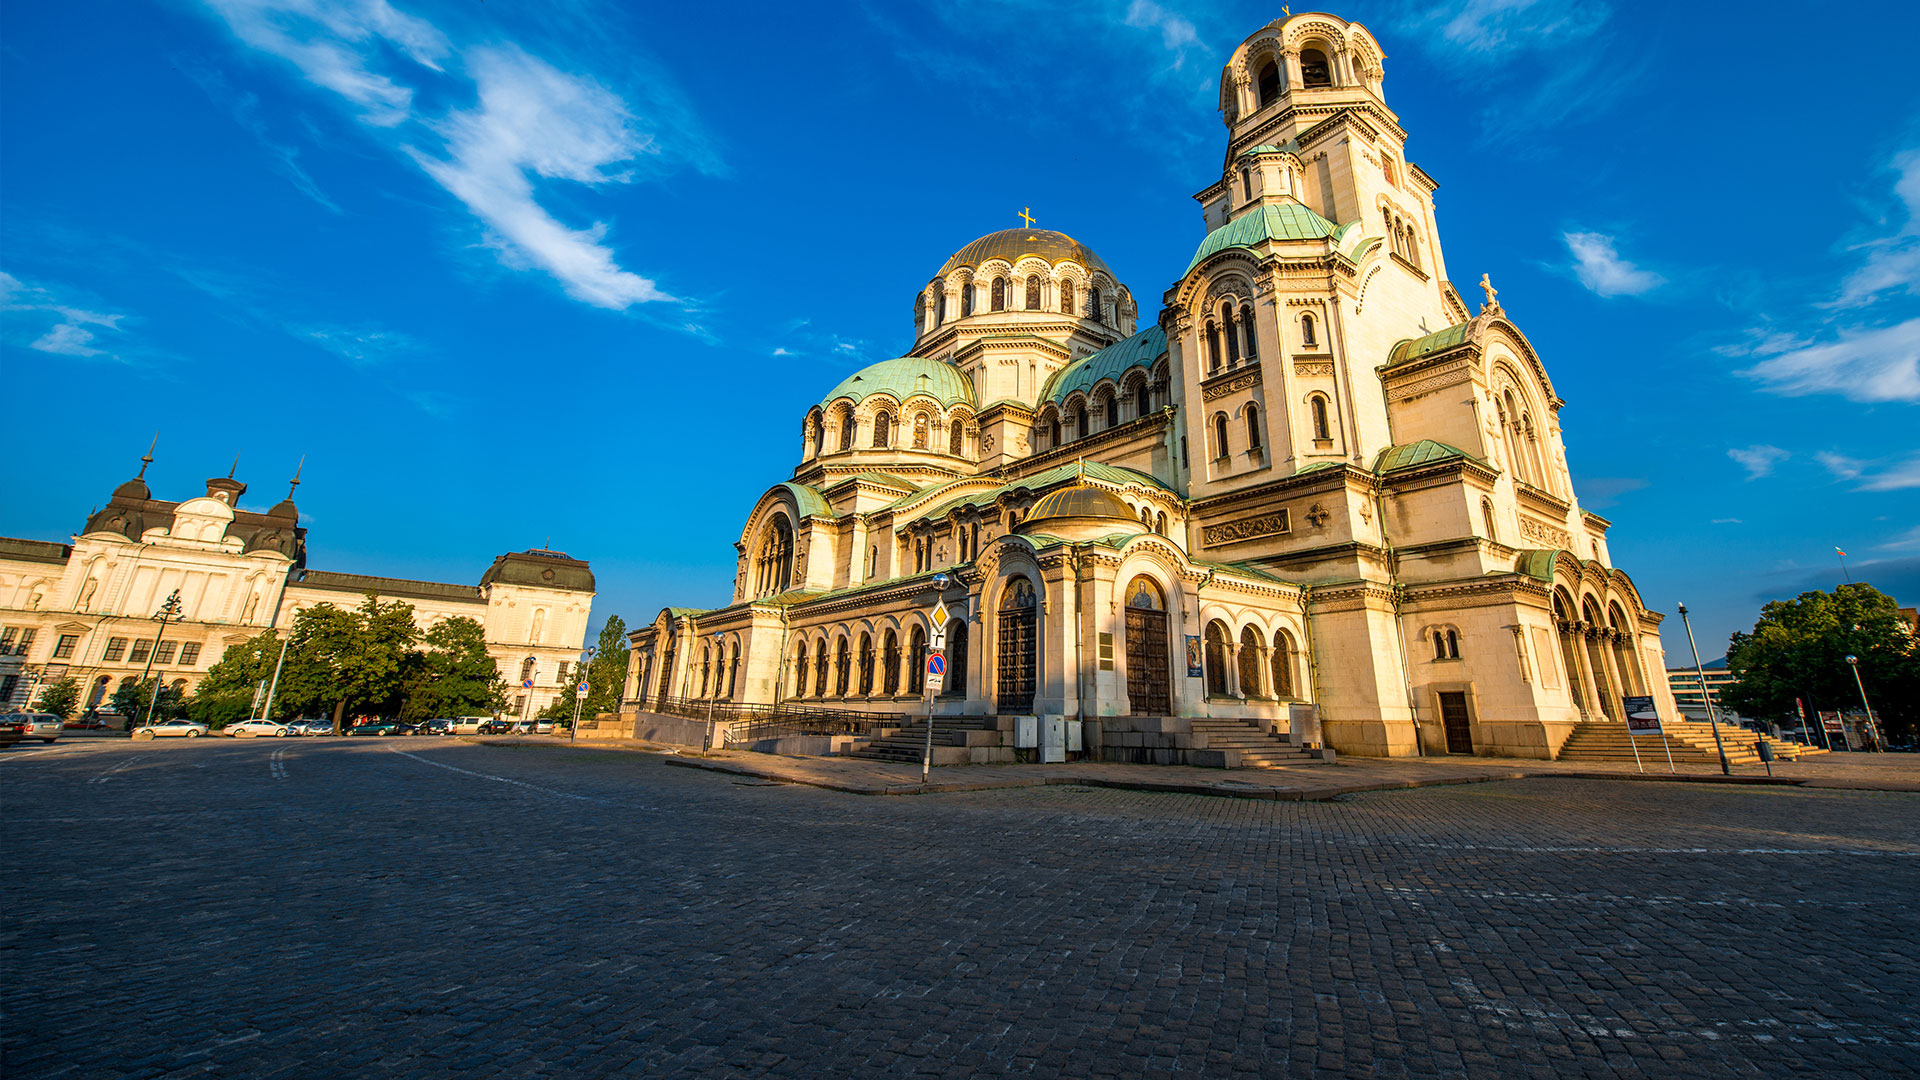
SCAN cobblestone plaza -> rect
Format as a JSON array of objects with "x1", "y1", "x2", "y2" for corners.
[{"x1": 3, "y1": 739, "x2": 1916, "y2": 1078}]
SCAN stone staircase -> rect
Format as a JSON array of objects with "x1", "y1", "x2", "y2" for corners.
[
  {"x1": 1186, "y1": 717, "x2": 1318, "y2": 768},
  {"x1": 853, "y1": 717, "x2": 1014, "y2": 766},
  {"x1": 1556, "y1": 718, "x2": 1828, "y2": 765}
]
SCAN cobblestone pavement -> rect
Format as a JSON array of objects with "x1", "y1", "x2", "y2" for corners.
[{"x1": 4, "y1": 738, "x2": 1917, "y2": 1079}]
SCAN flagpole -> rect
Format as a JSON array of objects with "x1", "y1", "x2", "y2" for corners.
[{"x1": 1836, "y1": 547, "x2": 1852, "y2": 584}]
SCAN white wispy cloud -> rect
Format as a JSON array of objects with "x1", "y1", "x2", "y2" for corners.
[
  {"x1": 1816, "y1": 451, "x2": 1864, "y2": 481},
  {"x1": 1816, "y1": 449, "x2": 1920, "y2": 491},
  {"x1": 198, "y1": 0, "x2": 710, "y2": 310},
  {"x1": 182, "y1": 63, "x2": 342, "y2": 213},
  {"x1": 0, "y1": 272, "x2": 129, "y2": 360},
  {"x1": 1123, "y1": 0, "x2": 1200, "y2": 66},
  {"x1": 300, "y1": 323, "x2": 421, "y2": 365},
  {"x1": 1834, "y1": 149, "x2": 1920, "y2": 309},
  {"x1": 1711, "y1": 518, "x2": 1743, "y2": 525},
  {"x1": 1740, "y1": 317, "x2": 1920, "y2": 403},
  {"x1": 1409, "y1": 0, "x2": 1611, "y2": 55},
  {"x1": 1388, "y1": 0, "x2": 1627, "y2": 141},
  {"x1": 1727, "y1": 444, "x2": 1788, "y2": 480},
  {"x1": 1879, "y1": 524, "x2": 1920, "y2": 551},
  {"x1": 1564, "y1": 231, "x2": 1663, "y2": 297}
]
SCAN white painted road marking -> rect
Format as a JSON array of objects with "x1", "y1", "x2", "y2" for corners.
[
  {"x1": 388, "y1": 748, "x2": 602, "y2": 802},
  {"x1": 87, "y1": 757, "x2": 140, "y2": 784},
  {"x1": 270, "y1": 746, "x2": 288, "y2": 780}
]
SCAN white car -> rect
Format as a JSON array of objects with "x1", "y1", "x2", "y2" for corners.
[
  {"x1": 131, "y1": 719, "x2": 209, "y2": 739},
  {"x1": 226, "y1": 719, "x2": 291, "y2": 738}
]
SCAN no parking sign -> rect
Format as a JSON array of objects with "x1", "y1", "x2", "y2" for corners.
[{"x1": 926, "y1": 650, "x2": 946, "y2": 695}]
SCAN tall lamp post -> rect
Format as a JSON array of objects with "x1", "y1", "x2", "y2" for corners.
[
  {"x1": 1844, "y1": 655, "x2": 1884, "y2": 751},
  {"x1": 704, "y1": 631, "x2": 725, "y2": 751},
  {"x1": 1676, "y1": 602, "x2": 1731, "y2": 776},
  {"x1": 569, "y1": 645, "x2": 597, "y2": 744},
  {"x1": 139, "y1": 590, "x2": 184, "y2": 729}
]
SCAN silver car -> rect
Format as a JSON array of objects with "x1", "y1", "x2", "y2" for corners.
[
  {"x1": 131, "y1": 718, "x2": 209, "y2": 740},
  {"x1": 226, "y1": 719, "x2": 291, "y2": 737},
  {"x1": 8, "y1": 713, "x2": 62, "y2": 743}
]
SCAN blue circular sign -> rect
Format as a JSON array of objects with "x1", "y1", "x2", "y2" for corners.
[{"x1": 928, "y1": 653, "x2": 946, "y2": 676}]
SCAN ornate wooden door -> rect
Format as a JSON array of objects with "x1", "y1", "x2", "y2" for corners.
[
  {"x1": 997, "y1": 578, "x2": 1038, "y2": 713},
  {"x1": 1125, "y1": 608, "x2": 1170, "y2": 715}
]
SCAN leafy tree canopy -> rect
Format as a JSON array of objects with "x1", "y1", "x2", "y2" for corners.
[
  {"x1": 401, "y1": 616, "x2": 508, "y2": 721},
  {"x1": 541, "y1": 615, "x2": 628, "y2": 723},
  {"x1": 33, "y1": 676, "x2": 80, "y2": 721},
  {"x1": 113, "y1": 678, "x2": 187, "y2": 725},
  {"x1": 1722, "y1": 582, "x2": 1918, "y2": 744},
  {"x1": 190, "y1": 629, "x2": 285, "y2": 726}
]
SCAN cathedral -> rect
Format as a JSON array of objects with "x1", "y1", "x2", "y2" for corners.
[{"x1": 623, "y1": 12, "x2": 1678, "y2": 760}]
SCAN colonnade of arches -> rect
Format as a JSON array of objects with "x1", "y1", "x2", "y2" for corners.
[
  {"x1": 1200, "y1": 619, "x2": 1302, "y2": 701},
  {"x1": 916, "y1": 263, "x2": 1126, "y2": 338},
  {"x1": 1033, "y1": 363, "x2": 1168, "y2": 452},
  {"x1": 804, "y1": 398, "x2": 976, "y2": 462},
  {"x1": 1550, "y1": 586, "x2": 1651, "y2": 722}
]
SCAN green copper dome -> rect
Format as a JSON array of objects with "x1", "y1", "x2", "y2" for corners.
[
  {"x1": 820, "y1": 356, "x2": 976, "y2": 410},
  {"x1": 1186, "y1": 202, "x2": 1352, "y2": 274}
]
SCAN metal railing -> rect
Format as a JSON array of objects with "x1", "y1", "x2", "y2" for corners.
[{"x1": 647, "y1": 696, "x2": 903, "y2": 744}]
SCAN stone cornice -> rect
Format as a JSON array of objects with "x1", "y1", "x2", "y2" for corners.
[
  {"x1": 1580, "y1": 509, "x2": 1612, "y2": 533},
  {"x1": 1514, "y1": 483, "x2": 1572, "y2": 518},
  {"x1": 1378, "y1": 455, "x2": 1501, "y2": 490},
  {"x1": 1189, "y1": 464, "x2": 1369, "y2": 512}
]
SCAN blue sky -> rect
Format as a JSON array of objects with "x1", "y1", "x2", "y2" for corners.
[{"x1": 3, "y1": 0, "x2": 1916, "y2": 665}]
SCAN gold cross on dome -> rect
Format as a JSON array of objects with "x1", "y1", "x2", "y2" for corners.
[{"x1": 1018, "y1": 207, "x2": 1036, "y2": 228}]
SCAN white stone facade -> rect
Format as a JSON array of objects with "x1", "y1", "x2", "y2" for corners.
[
  {"x1": 626, "y1": 12, "x2": 1677, "y2": 759},
  {"x1": 0, "y1": 467, "x2": 594, "y2": 719}
]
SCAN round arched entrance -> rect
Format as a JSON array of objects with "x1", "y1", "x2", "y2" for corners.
[
  {"x1": 1123, "y1": 576, "x2": 1171, "y2": 714},
  {"x1": 996, "y1": 577, "x2": 1038, "y2": 713}
]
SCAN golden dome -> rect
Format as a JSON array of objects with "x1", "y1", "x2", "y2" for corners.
[
  {"x1": 937, "y1": 228, "x2": 1113, "y2": 279},
  {"x1": 1022, "y1": 483, "x2": 1137, "y2": 525}
]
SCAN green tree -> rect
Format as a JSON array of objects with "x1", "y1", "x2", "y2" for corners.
[
  {"x1": 272, "y1": 595, "x2": 420, "y2": 732},
  {"x1": 1722, "y1": 582, "x2": 1919, "y2": 745},
  {"x1": 401, "y1": 616, "x2": 508, "y2": 721},
  {"x1": 113, "y1": 678, "x2": 187, "y2": 725},
  {"x1": 540, "y1": 615, "x2": 629, "y2": 725},
  {"x1": 188, "y1": 630, "x2": 285, "y2": 727},
  {"x1": 33, "y1": 676, "x2": 80, "y2": 721}
]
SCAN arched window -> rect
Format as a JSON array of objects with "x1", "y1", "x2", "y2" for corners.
[
  {"x1": 1103, "y1": 393, "x2": 1118, "y2": 429},
  {"x1": 814, "y1": 642, "x2": 829, "y2": 697},
  {"x1": 1238, "y1": 626, "x2": 1265, "y2": 697},
  {"x1": 1134, "y1": 377, "x2": 1151, "y2": 417},
  {"x1": 908, "y1": 624, "x2": 927, "y2": 693},
  {"x1": 1256, "y1": 60, "x2": 1281, "y2": 106},
  {"x1": 1089, "y1": 286, "x2": 1103, "y2": 323},
  {"x1": 933, "y1": 289, "x2": 946, "y2": 326},
  {"x1": 1271, "y1": 629, "x2": 1296, "y2": 698},
  {"x1": 808, "y1": 411, "x2": 824, "y2": 458},
  {"x1": 1301, "y1": 313, "x2": 1317, "y2": 346},
  {"x1": 1432, "y1": 629, "x2": 1461, "y2": 660},
  {"x1": 949, "y1": 418, "x2": 964, "y2": 456},
  {"x1": 1523, "y1": 414, "x2": 1549, "y2": 491},
  {"x1": 1310, "y1": 395, "x2": 1332, "y2": 441},
  {"x1": 698, "y1": 645, "x2": 710, "y2": 696},
  {"x1": 1204, "y1": 620, "x2": 1231, "y2": 696},
  {"x1": 961, "y1": 279, "x2": 974, "y2": 316},
  {"x1": 873, "y1": 410, "x2": 892, "y2": 448},
  {"x1": 913, "y1": 295, "x2": 924, "y2": 332},
  {"x1": 793, "y1": 642, "x2": 809, "y2": 698},
  {"x1": 1154, "y1": 511, "x2": 1167, "y2": 535},
  {"x1": 944, "y1": 619, "x2": 968, "y2": 698},
  {"x1": 1223, "y1": 304, "x2": 1240, "y2": 365},
  {"x1": 858, "y1": 632, "x2": 874, "y2": 695},
  {"x1": 1300, "y1": 48, "x2": 1331, "y2": 88},
  {"x1": 1025, "y1": 275, "x2": 1041, "y2": 310},
  {"x1": 882, "y1": 629, "x2": 900, "y2": 693},
  {"x1": 755, "y1": 515, "x2": 794, "y2": 597},
  {"x1": 1139, "y1": 505, "x2": 1152, "y2": 529},
  {"x1": 1205, "y1": 321, "x2": 1221, "y2": 373},
  {"x1": 912, "y1": 413, "x2": 929, "y2": 449},
  {"x1": 1246, "y1": 404, "x2": 1262, "y2": 450},
  {"x1": 1070, "y1": 403, "x2": 1087, "y2": 440},
  {"x1": 1241, "y1": 166, "x2": 1252, "y2": 201},
  {"x1": 1241, "y1": 305, "x2": 1257, "y2": 358},
  {"x1": 1060, "y1": 280, "x2": 1075, "y2": 315},
  {"x1": 991, "y1": 277, "x2": 1006, "y2": 311},
  {"x1": 837, "y1": 406, "x2": 856, "y2": 451},
  {"x1": 1481, "y1": 497, "x2": 1499, "y2": 543},
  {"x1": 1213, "y1": 412, "x2": 1230, "y2": 460},
  {"x1": 834, "y1": 637, "x2": 851, "y2": 696},
  {"x1": 1048, "y1": 416, "x2": 1062, "y2": 447},
  {"x1": 728, "y1": 642, "x2": 740, "y2": 698}
]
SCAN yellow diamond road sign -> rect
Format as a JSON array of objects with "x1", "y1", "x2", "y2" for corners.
[{"x1": 930, "y1": 599, "x2": 950, "y2": 630}]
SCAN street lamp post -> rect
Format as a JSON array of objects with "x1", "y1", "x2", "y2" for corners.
[
  {"x1": 570, "y1": 646, "x2": 597, "y2": 744},
  {"x1": 922, "y1": 572, "x2": 950, "y2": 783},
  {"x1": 139, "y1": 590, "x2": 184, "y2": 729},
  {"x1": 1844, "y1": 655, "x2": 1884, "y2": 751},
  {"x1": 259, "y1": 630, "x2": 293, "y2": 721},
  {"x1": 1676, "y1": 602, "x2": 1730, "y2": 776},
  {"x1": 705, "y1": 631, "x2": 725, "y2": 751}
]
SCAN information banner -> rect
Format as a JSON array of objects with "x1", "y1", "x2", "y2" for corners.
[
  {"x1": 1185, "y1": 635, "x2": 1203, "y2": 677},
  {"x1": 1622, "y1": 695, "x2": 1661, "y2": 736}
]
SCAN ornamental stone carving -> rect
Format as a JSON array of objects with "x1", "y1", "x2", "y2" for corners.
[
  {"x1": 1202, "y1": 509, "x2": 1291, "y2": 546},
  {"x1": 1293, "y1": 361, "x2": 1334, "y2": 377},
  {"x1": 1202, "y1": 369, "x2": 1263, "y2": 400},
  {"x1": 1518, "y1": 516, "x2": 1573, "y2": 550}
]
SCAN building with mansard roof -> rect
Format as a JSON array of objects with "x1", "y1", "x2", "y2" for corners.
[
  {"x1": 624, "y1": 11, "x2": 1678, "y2": 761},
  {"x1": 0, "y1": 458, "x2": 594, "y2": 720}
]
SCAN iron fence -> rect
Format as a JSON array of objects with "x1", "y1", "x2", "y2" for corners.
[{"x1": 646, "y1": 696, "x2": 903, "y2": 744}]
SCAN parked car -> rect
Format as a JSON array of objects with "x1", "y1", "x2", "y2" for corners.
[
  {"x1": 5, "y1": 713, "x2": 64, "y2": 744},
  {"x1": 347, "y1": 720, "x2": 415, "y2": 737},
  {"x1": 131, "y1": 719, "x2": 209, "y2": 739},
  {"x1": 415, "y1": 718, "x2": 455, "y2": 736},
  {"x1": 226, "y1": 719, "x2": 292, "y2": 738},
  {"x1": 0, "y1": 717, "x2": 26, "y2": 747},
  {"x1": 64, "y1": 715, "x2": 110, "y2": 730},
  {"x1": 297, "y1": 719, "x2": 336, "y2": 736},
  {"x1": 533, "y1": 719, "x2": 555, "y2": 735},
  {"x1": 450, "y1": 716, "x2": 492, "y2": 735},
  {"x1": 476, "y1": 719, "x2": 510, "y2": 735}
]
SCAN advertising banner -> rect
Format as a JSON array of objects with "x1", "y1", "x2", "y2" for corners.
[
  {"x1": 1185, "y1": 635, "x2": 1203, "y2": 677},
  {"x1": 1622, "y1": 695, "x2": 1661, "y2": 735}
]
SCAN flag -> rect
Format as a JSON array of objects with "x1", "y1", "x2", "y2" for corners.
[{"x1": 1836, "y1": 547, "x2": 1847, "y2": 557}]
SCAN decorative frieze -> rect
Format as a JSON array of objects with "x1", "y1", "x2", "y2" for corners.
[
  {"x1": 1293, "y1": 361, "x2": 1334, "y2": 377},
  {"x1": 1202, "y1": 509, "x2": 1291, "y2": 546},
  {"x1": 1518, "y1": 516, "x2": 1573, "y2": 550},
  {"x1": 1202, "y1": 367, "x2": 1262, "y2": 400}
]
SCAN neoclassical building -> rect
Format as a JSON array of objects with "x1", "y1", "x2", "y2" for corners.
[
  {"x1": 625, "y1": 11, "x2": 1677, "y2": 759},
  {"x1": 0, "y1": 457, "x2": 595, "y2": 719}
]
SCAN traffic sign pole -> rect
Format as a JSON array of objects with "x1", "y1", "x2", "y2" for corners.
[{"x1": 921, "y1": 649, "x2": 944, "y2": 784}]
